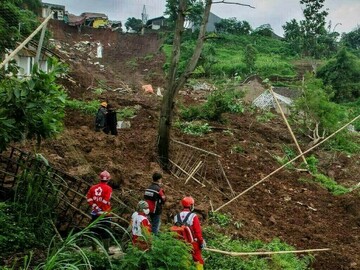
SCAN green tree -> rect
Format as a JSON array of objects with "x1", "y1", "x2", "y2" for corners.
[
  {"x1": 252, "y1": 24, "x2": 273, "y2": 37},
  {"x1": 316, "y1": 48, "x2": 360, "y2": 102},
  {"x1": 125, "y1": 17, "x2": 143, "y2": 33},
  {"x1": 283, "y1": 19, "x2": 303, "y2": 55},
  {"x1": 158, "y1": 0, "x2": 254, "y2": 169},
  {"x1": 291, "y1": 74, "x2": 347, "y2": 145},
  {"x1": 341, "y1": 26, "x2": 360, "y2": 51},
  {"x1": 0, "y1": 58, "x2": 67, "y2": 150},
  {"x1": 215, "y1": 18, "x2": 252, "y2": 35},
  {"x1": 164, "y1": 0, "x2": 204, "y2": 30},
  {"x1": 299, "y1": 0, "x2": 329, "y2": 57},
  {"x1": 244, "y1": 44, "x2": 257, "y2": 73}
]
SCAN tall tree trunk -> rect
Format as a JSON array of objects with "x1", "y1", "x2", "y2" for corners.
[{"x1": 157, "y1": 0, "x2": 212, "y2": 170}]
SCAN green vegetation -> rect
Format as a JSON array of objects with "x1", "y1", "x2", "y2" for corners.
[
  {"x1": 203, "y1": 229, "x2": 314, "y2": 270},
  {"x1": 65, "y1": 99, "x2": 99, "y2": 114},
  {"x1": 0, "y1": 58, "x2": 67, "y2": 150},
  {"x1": 179, "y1": 88, "x2": 244, "y2": 122},
  {"x1": 117, "y1": 107, "x2": 136, "y2": 120},
  {"x1": 256, "y1": 111, "x2": 276, "y2": 123},
  {"x1": 174, "y1": 121, "x2": 211, "y2": 136},
  {"x1": 120, "y1": 232, "x2": 195, "y2": 270}
]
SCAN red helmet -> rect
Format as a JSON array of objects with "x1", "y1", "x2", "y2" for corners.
[
  {"x1": 99, "y1": 170, "x2": 111, "y2": 181},
  {"x1": 181, "y1": 196, "x2": 195, "y2": 208}
]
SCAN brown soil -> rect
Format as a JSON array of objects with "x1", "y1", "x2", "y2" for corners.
[{"x1": 19, "y1": 21, "x2": 360, "y2": 270}]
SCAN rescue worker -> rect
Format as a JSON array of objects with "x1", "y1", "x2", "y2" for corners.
[
  {"x1": 174, "y1": 196, "x2": 205, "y2": 270},
  {"x1": 130, "y1": 200, "x2": 152, "y2": 250},
  {"x1": 104, "y1": 103, "x2": 118, "y2": 135},
  {"x1": 95, "y1": 101, "x2": 108, "y2": 132},
  {"x1": 144, "y1": 172, "x2": 166, "y2": 234},
  {"x1": 86, "y1": 170, "x2": 113, "y2": 253}
]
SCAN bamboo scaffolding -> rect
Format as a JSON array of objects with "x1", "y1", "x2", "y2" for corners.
[
  {"x1": 204, "y1": 247, "x2": 330, "y2": 256},
  {"x1": 269, "y1": 87, "x2": 307, "y2": 165},
  {"x1": 215, "y1": 114, "x2": 360, "y2": 212},
  {"x1": 0, "y1": 12, "x2": 53, "y2": 70},
  {"x1": 169, "y1": 159, "x2": 205, "y2": 187},
  {"x1": 185, "y1": 161, "x2": 203, "y2": 184}
]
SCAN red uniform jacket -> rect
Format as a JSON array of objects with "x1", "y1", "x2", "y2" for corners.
[
  {"x1": 87, "y1": 182, "x2": 112, "y2": 215},
  {"x1": 174, "y1": 209, "x2": 204, "y2": 245}
]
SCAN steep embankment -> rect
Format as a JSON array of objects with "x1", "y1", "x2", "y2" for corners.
[{"x1": 19, "y1": 21, "x2": 360, "y2": 270}]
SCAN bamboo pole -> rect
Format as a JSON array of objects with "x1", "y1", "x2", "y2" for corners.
[
  {"x1": 217, "y1": 159, "x2": 236, "y2": 197},
  {"x1": 215, "y1": 114, "x2": 360, "y2": 212},
  {"x1": 0, "y1": 12, "x2": 54, "y2": 70},
  {"x1": 185, "y1": 160, "x2": 203, "y2": 184},
  {"x1": 169, "y1": 159, "x2": 205, "y2": 187},
  {"x1": 204, "y1": 247, "x2": 330, "y2": 256},
  {"x1": 172, "y1": 139, "x2": 221, "y2": 157},
  {"x1": 269, "y1": 87, "x2": 307, "y2": 165}
]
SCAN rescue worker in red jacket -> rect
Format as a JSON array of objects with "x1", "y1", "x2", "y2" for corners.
[
  {"x1": 130, "y1": 200, "x2": 152, "y2": 250},
  {"x1": 174, "y1": 196, "x2": 205, "y2": 270},
  {"x1": 144, "y1": 172, "x2": 166, "y2": 234},
  {"x1": 86, "y1": 170, "x2": 113, "y2": 253}
]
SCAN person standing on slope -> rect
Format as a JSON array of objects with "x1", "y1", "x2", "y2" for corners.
[
  {"x1": 130, "y1": 200, "x2": 152, "y2": 250},
  {"x1": 95, "y1": 101, "x2": 108, "y2": 132},
  {"x1": 174, "y1": 196, "x2": 205, "y2": 270},
  {"x1": 86, "y1": 170, "x2": 113, "y2": 253},
  {"x1": 144, "y1": 172, "x2": 166, "y2": 234}
]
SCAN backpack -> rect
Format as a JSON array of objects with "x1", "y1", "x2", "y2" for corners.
[{"x1": 170, "y1": 212, "x2": 194, "y2": 243}]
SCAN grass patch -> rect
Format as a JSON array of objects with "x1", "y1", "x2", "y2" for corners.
[
  {"x1": 300, "y1": 173, "x2": 351, "y2": 195},
  {"x1": 203, "y1": 228, "x2": 314, "y2": 270}
]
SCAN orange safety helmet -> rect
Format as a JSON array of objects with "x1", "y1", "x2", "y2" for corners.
[
  {"x1": 101, "y1": 101, "x2": 107, "y2": 107},
  {"x1": 181, "y1": 196, "x2": 195, "y2": 208},
  {"x1": 99, "y1": 170, "x2": 111, "y2": 181}
]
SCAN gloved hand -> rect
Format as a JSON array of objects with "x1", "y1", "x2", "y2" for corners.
[{"x1": 200, "y1": 240, "x2": 206, "y2": 249}]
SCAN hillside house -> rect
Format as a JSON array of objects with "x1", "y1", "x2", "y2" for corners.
[
  {"x1": 5, "y1": 42, "x2": 58, "y2": 78},
  {"x1": 146, "y1": 16, "x2": 166, "y2": 30},
  {"x1": 81, "y1": 13, "x2": 109, "y2": 28},
  {"x1": 41, "y1": 2, "x2": 65, "y2": 20}
]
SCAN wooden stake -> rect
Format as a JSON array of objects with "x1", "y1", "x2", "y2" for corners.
[
  {"x1": 169, "y1": 159, "x2": 205, "y2": 187},
  {"x1": 269, "y1": 87, "x2": 308, "y2": 165},
  {"x1": 185, "y1": 160, "x2": 203, "y2": 184},
  {"x1": 204, "y1": 247, "x2": 330, "y2": 256},
  {"x1": 217, "y1": 159, "x2": 235, "y2": 197},
  {"x1": 215, "y1": 114, "x2": 360, "y2": 212}
]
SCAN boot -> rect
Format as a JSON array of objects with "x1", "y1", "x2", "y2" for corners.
[{"x1": 195, "y1": 262, "x2": 204, "y2": 270}]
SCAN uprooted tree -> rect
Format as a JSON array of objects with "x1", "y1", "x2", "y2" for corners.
[{"x1": 157, "y1": 0, "x2": 254, "y2": 170}]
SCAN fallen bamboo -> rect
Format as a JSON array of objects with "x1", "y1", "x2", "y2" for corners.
[
  {"x1": 172, "y1": 139, "x2": 221, "y2": 157},
  {"x1": 269, "y1": 86, "x2": 307, "y2": 165},
  {"x1": 185, "y1": 161, "x2": 203, "y2": 184},
  {"x1": 169, "y1": 159, "x2": 205, "y2": 187},
  {"x1": 0, "y1": 12, "x2": 53, "y2": 70},
  {"x1": 215, "y1": 114, "x2": 360, "y2": 212},
  {"x1": 204, "y1": 247, "x2": 330, "y2": 256}
]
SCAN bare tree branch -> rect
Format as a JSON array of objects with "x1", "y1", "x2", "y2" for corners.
[{"x1": 212, "y1": 0, "x2": 255, "y2": 9}]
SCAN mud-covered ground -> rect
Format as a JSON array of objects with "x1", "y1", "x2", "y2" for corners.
[{"x1": 19, "y1": 21, "x2": 360, "y2": 270}]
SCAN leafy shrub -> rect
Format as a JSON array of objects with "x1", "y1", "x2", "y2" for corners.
[
  {"x1": 117, "y1": 107, "x2": 136, "y2": 120},
  {"x1": 120, "y1": 232, "x2": 195, "y2": 270},
  {"x1": 209, "y1": 212, "x2": 232, "y2": 227},
  {"x1": 0, "y1": 202, "x2": 39, "y2": 255},
  {"x1": 256, "y1": 111, "x2": 276, "y2": 123},
  {"x1": 175, "y1": 121, "x2": 211, "y2": 136},
  {"x1": 179, "y1": 89, "x2": 244, "y2": 121},
  {"x1": 305, "y1": 155, "x2": 319, "y2": 174}
]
